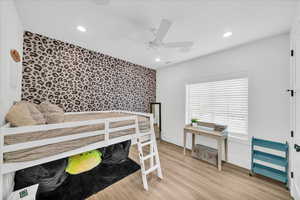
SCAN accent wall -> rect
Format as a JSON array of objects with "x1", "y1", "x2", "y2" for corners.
[{"x1": 21, "y1": 31, "x2": 156, "y2": 113}]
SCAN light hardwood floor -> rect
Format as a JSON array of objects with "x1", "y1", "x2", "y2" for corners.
[{"x1": 88, "y1": 141, "x2": 291, "y2": 200}]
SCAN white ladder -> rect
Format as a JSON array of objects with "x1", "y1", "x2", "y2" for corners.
[{"x1": 135, "y1": 116, "x2": 163, "y2": 191}]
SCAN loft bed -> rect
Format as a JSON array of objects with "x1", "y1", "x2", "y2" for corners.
[{"x1": 0, "y1": 110, "x2": 163, "y2": 198}]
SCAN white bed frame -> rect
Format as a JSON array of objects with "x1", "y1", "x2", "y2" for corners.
[{"x1": 0, "y1": 110, "x2": 163, "y2": 199}]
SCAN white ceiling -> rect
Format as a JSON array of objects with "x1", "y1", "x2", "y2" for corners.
[{"x1": 15, "y1": 0, "x2": 298, "y2": 69}]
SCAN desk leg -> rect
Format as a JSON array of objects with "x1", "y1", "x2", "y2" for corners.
[
  {"x1": 224, "y1": 138, "x2": 228, "y2": 162},
  {"x1": 192, "y1": 134, "x2": 195, "y2": 152},
  {"x1": 183, "y1": 131, "x2": 186, "y2": 155},
  {"x1": 217, "y1": 139, "x2": 222, "y2": 171}
]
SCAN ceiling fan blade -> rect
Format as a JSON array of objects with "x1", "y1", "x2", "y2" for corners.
[
  {"x1": 153, "y1": 19, "x2": 172, "y2": 43},
  {"x1": 163, "y1": 41, "x2": 194, "y2": 48}
]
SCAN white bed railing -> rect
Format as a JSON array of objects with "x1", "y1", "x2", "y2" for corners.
[{"x1": 0, "y1": 110, "x2": 155, "y2": 199}]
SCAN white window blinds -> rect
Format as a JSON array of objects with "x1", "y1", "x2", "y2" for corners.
[{"x1": 186, "y1": 78, "x2": 248, "y2": 135}]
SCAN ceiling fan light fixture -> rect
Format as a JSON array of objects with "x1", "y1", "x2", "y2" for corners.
[{"x1": 148, "y1": 19, "x2": 194, "y2": 50}]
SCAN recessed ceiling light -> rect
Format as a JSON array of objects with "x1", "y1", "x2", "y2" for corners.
[
  {"x1": 223, "y1": 31, "x2": 232, "y2": 38},
  {"x1": 155, "y1": 57, "x2": 161, "y2": 62},
  {"x1": 77, "y1": 25, "x2": 87, "y2": 32}
]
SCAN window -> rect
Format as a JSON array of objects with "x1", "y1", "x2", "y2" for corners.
[{"x1": 186, "y1": 77, "x2": 248, "y2": 136}]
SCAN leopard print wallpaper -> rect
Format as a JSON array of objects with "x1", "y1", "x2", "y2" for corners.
[{"x1": 21, "y1": 31, "x2": 156, "y2": 113}]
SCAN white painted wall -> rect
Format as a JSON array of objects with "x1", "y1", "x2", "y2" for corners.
[
  {"x1": 157, "y1": 34, "x2": 290, "y2": 169},
  {"x1": 0, "y1": 0, "x2": 23, "y2": 124},
  {"x1": 0, "y1": 0, "x2": 23, "y2": 199}
]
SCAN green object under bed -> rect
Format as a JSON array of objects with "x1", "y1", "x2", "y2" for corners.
[{"x1": 66, "y1": 150, "x2": 102, "y2": 175}]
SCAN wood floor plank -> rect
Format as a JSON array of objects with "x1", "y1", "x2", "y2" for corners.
[{"x1": 88, "y1": 141, "x2": 291, "y2": 200}]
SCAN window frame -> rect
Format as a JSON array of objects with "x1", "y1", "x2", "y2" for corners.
[{"x1": 185, "y1": 77, "x2": 249, "y2": 139}]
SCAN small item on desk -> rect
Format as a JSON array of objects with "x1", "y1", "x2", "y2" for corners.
[
  {"x1": 191, "y1": 118, "x2": 198, "y2": 127},
  {"x1": 198, "y1": 126, "x2": 214, "y2": 132}
]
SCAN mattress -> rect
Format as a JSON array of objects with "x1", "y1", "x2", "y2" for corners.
[{"x1": 4, "y1": 112, "x2": 150, "y2": 163}]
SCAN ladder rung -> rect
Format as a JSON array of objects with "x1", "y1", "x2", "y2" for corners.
[
  {"x1": 141, "y1": 141, "x2": 153, "y2": 147},
  {"x1": 142, "y1": 153, "x2": 155, "y2": 161},
  {"x1": 144, "y1": 165, "x2": 159, "y2": 175}
]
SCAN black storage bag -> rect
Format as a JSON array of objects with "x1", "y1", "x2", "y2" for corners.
[
  {"x1": 99, "y1": 140, "x2": 131, "y2": 164},
  {"x1": 14, "y1": 158, "x2": 68, "y2": 194}
]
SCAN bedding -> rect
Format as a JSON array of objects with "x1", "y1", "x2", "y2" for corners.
[
  {"x1": 4, "y1": 112, "x2": 150, "y2": 163},
  {"x1": 5, "y1": 101, "x2": 46, "y2": 127},
  {"x1": 37, "y1": 102, "x2": 65, "y2": 124}
]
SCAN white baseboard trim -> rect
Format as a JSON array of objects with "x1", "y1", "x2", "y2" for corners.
[{"x1": 291, "y1": 181, "x2": 300, "y2": 200}]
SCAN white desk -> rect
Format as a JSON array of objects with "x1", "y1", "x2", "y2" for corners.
[{"x1": 183, "y1": 125, "x2": 228, "y2": 171}]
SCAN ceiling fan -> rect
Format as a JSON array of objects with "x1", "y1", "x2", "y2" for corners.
[{"x1": 148, "y1": 19, "x2": 194, "y2": 50}]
